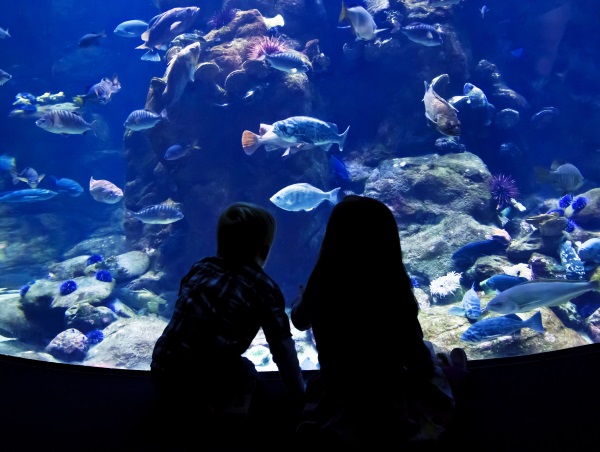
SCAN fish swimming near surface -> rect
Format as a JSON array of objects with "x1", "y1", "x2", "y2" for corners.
[
  {"x1": 11, "y1": 167, "x2": 45, "y2": 189},
  {"x1": 35, "y1": 110, "x2": 97, "y2": 136},
  {"x1": 161, "y1": 42, "x2": 201, "y2": 107},
  {"x1": 486, "y1": 269, "x2": 600, "y2": 315},
  {"x1": 243, "y1": 116, "x2": 350, "y2": 156},
  {"x1": 0, "y1": 154, "x2": 16, "y2": 172},
  {"x1": 338, "y1": 2, "x2": 387, "y2": 41},
  {"x1": 113, "y1": 20, "x2": 149, "y2": 38},
  {"x1": 164, "y1": 142, "x2": 201, "y2": 160},
  {"x1": 448, "y1": 284, "x2": 482, "y2": 320},
  {"x1": 480, "y1": 274, "x2": 528, "y2": 292},
  {"x1": 73, "y1": 75, "x2": 121, "y2": 106},
  {"x1": 49, "y1": 176, "x2": 84, "y2": 197},
  {"x1": 124, "y1": 109, "x2": 168, "y2": 131},
  {"x1": 125, "y1": 200, "x2": 184, "y2": 224},
  {"x1": 400, "y1": 22, "x2": 443, "y2": 46},
  {"x1": 136, "y1": 7, "x2": 201, "y2": 62},
  {"x1": 89, "y1": 177, "x2": 123, "y2": 204},
  {"x1": 460, "y1": 311, "x2": 544, "y2": 343},
  {"x1": 0, "y1": 27, "x2": 11, "y2": 39},
  {"x1": 263, "y1": 51, "x2": 311, "y2": 74},
  {"x1": 423, "y1": 74, "x2": 461, "y2": 137},
  {"x1": 78, "y1": 31, "x2": 107, "y2": 47},
  {"x1": 0, "y1": 69, "x2": 12, "y2": 86},
  {"x1": 270, "y1": 183, "x2": 340, "y2": 212},
  {"x1": 0, "y1": 189, "x2": 58, "y2": 203},
  {"x1": 578, "y1": 238, "x2": 600, "y2": 264},
  {"x1": 533, "y1": 160, "x2": 584, "y2": 194}
]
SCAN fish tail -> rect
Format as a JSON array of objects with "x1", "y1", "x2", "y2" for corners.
[
  {"x1": 160, "y1": 109, "x2": 169, "y2": 121},
  {"x1": 242, "y1": 130, "x2": 261, "y2": 155},
  {"x1": 329, "y1": 187, "x2": 342, "y2": 205},
  {"x1": 533, "y1": 166, "x2": 550, "y2": 183},
  {"x1": 527, "y1": 311, "x2": 545, "y2": 333},
  {"x1": 590, "y1": 267, "x2": 600, "y2": 287},
  {"x1": 89, "y1": 120, "x2": 99, "y2": 137},
  {"x1": 73, "y1": 96, "x2": 84, "y2": 107},
  {"x1": 338, "y1": 125, "x2": 350, "y2": 152},
  {"x1": 339, "y1": 2, "x2": 348, "y2": 23}
]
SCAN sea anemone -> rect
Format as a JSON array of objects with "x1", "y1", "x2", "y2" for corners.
[
  {"x1": 59, "y1": 280, "x2": 78, "y2": 296},
  {"x1": 247, "y1": 36, "x2": 289, "y2": 60},
  {"x1": 207, "y1": 6, "x2": 239, "y2": 30},
  {"x1": 19, "y1": 285, "x2": 30, "y2": 297},
  {"x1": 86, "y1": 329, "x2": 104, "y2": 345},
  {"x1": 489, "y1": 174, "x2": 519, "y2": 210},
  {"x1": 571, "y1": 196, "x2": 588, "y2": 212},
  {"x1": 429, "y1": 271, "x2": 462, "y2": 298},
  {"x1": 95, "y1": 270, "x2": 113, "y2": 283},
  {"x1": 86, "y1": 254, "x2": 103, "y2": 266},
  {"x1": 547, "y1": 208, "x2": 565, "y2": 216},
  {"x1": 558, "y1": 194, "x2": 573, "y2": 209},
  {"x1": 565, "y1": 219, "x2": 577, "y2": 233}
]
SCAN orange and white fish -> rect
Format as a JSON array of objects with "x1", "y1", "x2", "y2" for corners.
[{"x1": 89, "y1": 177, "x2": 123, "y2": 204}]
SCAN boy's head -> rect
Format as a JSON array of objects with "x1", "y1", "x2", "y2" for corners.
[{"x1": 217, "y1": 202, "x2": 276, "y2": 267}]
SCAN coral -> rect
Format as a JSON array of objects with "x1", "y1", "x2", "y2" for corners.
[
  {"x1": 571, "y1": 196, "x2": 588, "y2": 212},
  {"x1": 86, "y1": 254, "x2": 103, "y2": 266},
  {"x1": 429, "y1": 272, "x2": 462, "y2": 297},
  {"x1": 208, "y1": 6, "x2": 239, "y2": 30},
  {"x1": 489, "y1": 174, "x2": 519, "y2": 210},
  {"x1": 59, "y1": 280, "x2": 78, "y2": 296},
  {"x1": 558, "y1": 194, "x2": 573, "y2": 209},
  {"x1": 19, "y1": 285, "x2": 30, "y2": 297},
  {"x1": 95, "y1": 270, "x2": 113, "y2": 283},
  {"x1": 247, "y1": 36, "x2": 289, "y2": 60},
  {"x1": 86, "y1": 329, "x2": 104, "y2": 345}
]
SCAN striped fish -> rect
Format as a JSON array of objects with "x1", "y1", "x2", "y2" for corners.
[
  {"x1": 124, "y1": 109, "x2": 168, "y2": 131},
  {"x1": 126, "y1": 202, "x2": 183, "y2": 224},
  {"x1": 35, "y1": 109, "x2": 96, "y2": 135}
]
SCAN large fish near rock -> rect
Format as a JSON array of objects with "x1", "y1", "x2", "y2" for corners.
[
  {"x1": 270, "y1": 183, "x2": 340, "y2": 212},
  {"x1": 161, "y1": 41, "x2": 201, "y2": 107},
  {"x1": 338, "y1": 2, "x2": 387, "y2": 41},
  {"x1": 423, "y1": 74, "x2": 461, "y2": 136}
]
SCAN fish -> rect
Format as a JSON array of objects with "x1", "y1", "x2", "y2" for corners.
[
  {"x1": 89, "y1": 177, "x2": 124, "y2": 204},
  {"x1": 533, "y1": 160, "x2": 584, "y2": 194},
  {"x1": 11, "y1": 167, "x2": 45, "y2": 189},
  {"x1": 161, "y1": 42, "x2": 201, "y2": 107},
  {"x1": 485, "y1": 270, "x2": 600, "y2": 315},
  {"x1": 448, "y1": 83, "x2": 496, "y2": 126},
  {"x1": 270, "y1": 183, "x2": 341, "y2": 212},
  {"x1": 531, "y1": 107, "x2": 560, "y2": 128},
  {"x1": 494, "y1": 108, "x2": 520, "y2": 129},
  {"x1": 480, "y1": 274, "x2": 528, "y2": 292},
  {"x1": 460, "y1": 311, "x2": 544, "y2": 343},
  {"x1": 338, "y1": 2, "x2": 387, "y2": 41},
  {"x1": 0, "y1": 69, "x2": 12, "y2": 85},
  {"x1": 49, "y1": 176, "x2": 84, "y2": 197},
  {"x1": 136, "y1": 7, "x2": 201, "y2": 62},
  {"x1": 125, "y1": 201, "x2": 184, "y2": 224},
  {"x1": 0, "y1": 27, "x2": 11, "y2": 39},
  {"x1": 0, "y1": 154, "x2": 16, "y2": 172},
  {"x1": 263, "y1": 51, "x2": 311, "y2": 74},
  {"x1": 35, "y1": 110, "x2": 97, "y2": 136},
  {"x1": 73, "y1": 75, "x2": 121, "y2": 106},
  {"x1": 448, "y1": 284, "x2": 482, "y2": 320},
  {"x1": 423, "y1": 74, "x2": 461, "y2": 137},
  {"x1": 480, "y1": 6, "x2": 489, "y2": 19},
  {"x1": 400, "y1": 22, "x2": 443, "y2": 46},
  {"x1": 578, "y1": 238, "x2": 600, "y2": 263},
  {"x1": 452, "y1": 239, "x2": 508, "y2": 269},
  {"x1": 124, "y1": 109, "x2": 168, "y2": 131},
  {"x1": 78, "y1": 31, "x2": 107, "y2": 47},
  {"x1": 329, "y1": 154, "x2": 351, "y2": 188},
  {"x1": 243, "y1": 116, "x2": 350, "y2": 156},
  {"x1": 164, "y1": 143, "x2": 201, "y2": 160},
  {"x1": 113, "y1": 20, "x2": 149, "y2": 38},
  {"x1": 0, "y1": 189, "x2": 58, "y2": 203}
]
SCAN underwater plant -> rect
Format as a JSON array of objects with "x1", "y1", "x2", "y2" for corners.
[
  {"x1": 208, "y1": 6, "x2": 239, "y2": 29},
  {"x1": 571, "y1": 196, "x2": 588, "y2": 212},
  {"x1": 558, "y1": 194, "x2": 573, "y2": 209},
  {"x1": 489, "y1": 173, "x2": 519, "y2": 210},
  {"x1": 95, "y1": 270, "x2": 113, "y2": 283},
  {"x1": 247, "y1": 36, "x2": 289, "y2": 60},
  {"x1": 60, "y1": 280, "x2": 78, "y2": 296},
  {"x1": 86, "y1": 254, "x2": 103, "y2": 266},
  {"x1": 86, "y1": 329, "x2": 104, "y2": 345}
]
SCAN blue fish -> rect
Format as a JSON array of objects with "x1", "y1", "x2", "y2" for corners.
[
  {"x1": 164, "y1": 143, "x2": 201, "y2": 161},
  {"x1": 328, "y1": 154, "x2": 351, "y2": 187},
  {"x1": 0, "y1": 154, "x2": 16, "y2": 172},
  {"x1": 460, "y1": 311, "x2": 544, "y2": 343},
  {"x1": 481, "y1": 274, "x2": 528, "y2": 292},
  {"x1": 49, "y1": 176, "x2": 84, "y2": 197},
  {"x1": 0, "y1": 189, "x2": 58, "y2": 203},
  {"x1": 448, "y1": 284, "x2": 482, "y2": 320},
  {"x1": 452, "y1": 239, "x2": 508, "y2": 269}
]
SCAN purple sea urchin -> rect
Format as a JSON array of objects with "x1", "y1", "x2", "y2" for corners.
[
  {"x1": 95, "y1": 270, "x2": 112, "y2": 283},
  {"x1": 571, "y1": 196, "x2": 588, "y2": 212},
  {"x1": 86, "y1": 254, "x2": 103, "y2": 266},
  {"x1": 208, "y1": 6, "x2": 239, "y2": 30},
  {"x1": 558, "y1": 194, "x2": 573, "y2": 209},
  {"x1": 489, "y1": 173, "x2": 519, "y2": 210},
  {"x1": 565, "y1": 218, "x2": 577, "y2": 233},
  {"x1": 247, "y1": 36, "x2": 289, "y2": 60},
  {"x1": 60, "y1": 280, "x2": 78, "y2": 296}
]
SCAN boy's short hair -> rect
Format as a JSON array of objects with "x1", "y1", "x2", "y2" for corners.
[{"x1": 217, "y1": 202, "x2": 276, "y2": 264}]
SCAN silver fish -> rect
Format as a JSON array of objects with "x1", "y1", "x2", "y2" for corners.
[
  {"x1": 0, "y1": 189, "x2": 57, "y2": 203},
  {"x1": 400, "y1": 22, "x2": 443, "y2": 46},
  {"x1": 89, "y1": 177, "x2": 123, "y2": 204},
  {"x1": 49, "y1": 176, "x2": 84, "y2": 197},
  {"x1": 114, "y1": 20, "x2": 149, "y2": 38},
  {"x1": 35, "y1": 110, "x2": 97, "y2": 136},
  {"x1": 533, "y1": 161, "x2": 584, "y2": 193},
  {"x1": 124, "y1": 109, "x2": 168, "y2": 131},
  {"x1": 0, "y1": 69, "x2": 12, "y2": 85},
  {"x1": 486, "y1": 276, "x2": 600, "y2": 315},
  {"x1": 263, "y1": 52, "x2": 311, "y2": 74},
  {"x1": 271, "y1": 116, "x2": 350, "y2": 152},
  {"x1": 0, "y1": 27, "x2": 11, "y2": 39},
  {"x1": 11, "y1": 167, "x2": 45, "y2": 189},
  {"x1": 448, "y1": 284, "x2": 482, "y2": 320},
  {"x1": 162, "y1": 42, "x2": 201, "y2": 107},
  {"x1": 242, "y1": 124, "x2": 316, "y2": 156},
  {"x1": 74, "y1": 75, "x2": 121, "y2": 105},
  {"x1": 448, "y1": 83, "x2": 495, "y2": 126},
  {"x1": 270, "y1": 183, "x2": 340, "y2": 212},
  {"x1": 126, "y1": 202, "x2": 184, "y2": 224},
  {"x1": 423, "y1": 74, "x2": 461, "y2": 137},
  {"x1": 164, "y1": 143, "x2": 200, "y2": 160},
  {"x1": 460, "y1": 311, "x2": 544, "y2": 343},
  {"x1": 339, "y1": 3, "x2": 387, "y2": 41}
]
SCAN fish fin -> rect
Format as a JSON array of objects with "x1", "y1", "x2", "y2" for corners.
[
  {"x1": 339, "y1": 2, "x2": 348, "y2": 22},
  {"x1": 504, "y1": 313, "x2": 522, "y2": 321},
  {"x1": 136, "y1": 42, "x2": 150, "y2": 50},
  {"x1": 141, "y1": 49, "x2": 161, "y2": 62},
  {"x1": 265, "y1": 144, "x2": 280, "y2": 152},
  {"x1": 170, "y1": 21, "x2": 183, "y2": 32},
  {"x1": 329, "y1": 187, "x2": 342, "y2": 204},
  {"x1": 338, "y1": 125, "x2": 350, "y2": 152},
  {"x1": 533, "y1": 166, "x2": 550, "y2": 183},
  {"x1": 259, "y1": 124, "x2": 273, "y2": 135},
  {"x1": 140, "y1": 29, "x2": 150, "y2": 41},
  {"x1": 160, "y1": 109, "x2": 169, "y2": 121},
  {"x1": 321, "y1": 143, "x2": 333, "y2": 152},
  {"x1": 447, "y1": 306, "x2": 466, "y2": 316},
  {"x1": 427, "y1": 31, "x2": 433, "y2": 39},
  {"x1": 281, "y1": 148, "x2": 291, "y2": 157},
  {"x1": 38, "y1": 174, "x2": 45, "y2": 182},
  {"x1": 242, "y1": 130, "x2": 261, "y2": 155},
  {"x1": 527, "y1": 311, "x2": 544, "y2": 333}
]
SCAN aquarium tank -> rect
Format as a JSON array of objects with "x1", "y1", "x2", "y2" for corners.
[{"x1": 0, "y1": 0, "x2": 598, "y2": 371}]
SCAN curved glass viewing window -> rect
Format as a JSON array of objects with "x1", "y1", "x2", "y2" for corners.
[{"x1": 0, "y1": 0, "x2": 599, "y2": 371}]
